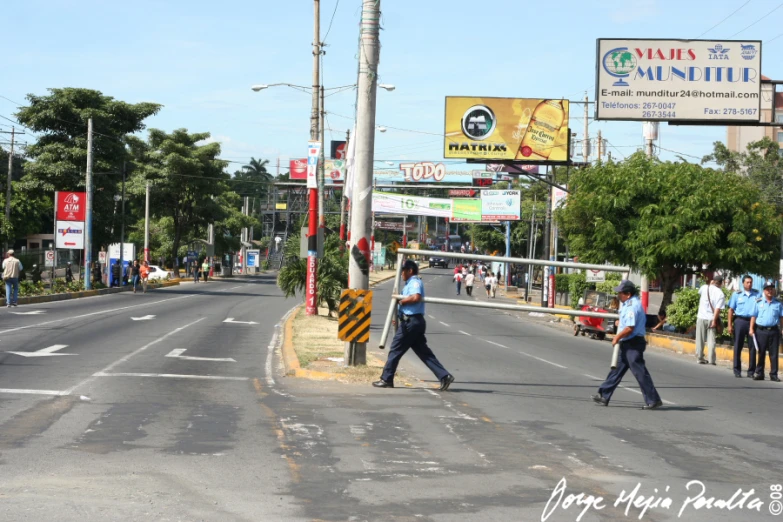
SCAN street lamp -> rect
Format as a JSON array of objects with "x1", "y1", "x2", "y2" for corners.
[{"x1": 377, "y1": 126, "x2": 387, "y2": 133}]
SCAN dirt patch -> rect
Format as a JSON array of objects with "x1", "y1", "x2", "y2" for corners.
[{"x1": 291, "y1": 307, "x2": 414, "y2": 386}]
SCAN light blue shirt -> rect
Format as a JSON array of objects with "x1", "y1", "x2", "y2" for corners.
[
  {"x1": 728, "y1": 289, "x2": 760, "y2": 317},
  {"x1": 751, "y1": 297, "x2": 783, "y2": 327},
  {"x1": 619, "y1": 296, "x2": 646, "y2": 340},
  {"x1": 400, "y1": 275, "x2": 425, "y2": 316}
]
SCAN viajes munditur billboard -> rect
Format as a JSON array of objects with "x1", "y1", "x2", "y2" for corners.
[
  {"x1": 443, "y1": 97, "x2": 570, "y2": 163},
  {"x1": 595, "y1": 39, "x2": 762, "y2": 122}
]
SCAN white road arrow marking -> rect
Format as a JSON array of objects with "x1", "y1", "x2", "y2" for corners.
[
  {"x1": 9, "y1": 310, "x2": 45, "y2": 315},
  {"x1": 223, "y1": 318, "x2": 258, "y2": 325},
  {"x1": 131, "y1": 315, "x2": 156, "y2": 321},
  {"x1": 165, "y1": 348, "x2": 236, "y2": 362},
  {"x1": 6, "y1": 345, "x2": 76, "y2": 357}
]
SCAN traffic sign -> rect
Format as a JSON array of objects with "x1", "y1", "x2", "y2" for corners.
[
  {"x1": 44, "y1": 251, "x2": 54, "y2": 267},
  {"x1": 586, "y1": 270, "x2": 606, "y2": 283},
  {"x1": 338, "y1": 290, "x2": 373, "y2": 343}
]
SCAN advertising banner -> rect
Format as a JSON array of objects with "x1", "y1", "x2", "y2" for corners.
[
  {"x1": 372, "y1": 192, "x2": 453, "y2": 218},
  {"x1": 109, "y1": 243, "x2": 135, "y2": 260},
  {"x1": 56, "y1": 192, "x2": 86, "y2": 221},
  {"x1": 595, "y1": 39, "x2": 762, "y2": 122},
  {"x1": 324, "y1": 159, "x2": 346, "y2": 184},
  {"x1": 373, "y1": 160, "x2": 477, "y2": 184},
  {"x1": 481, "y1": 190, "x2": 521, "y2": 221},
  {"x1": 448, "y1": 189, "x2": 477, "y2": 197},
  {"x1": 55, "y1": 220, "x2": 85, "y2": 249},
  {"x1": 451, "y1": 199, "x2": 483, "y2": 222},
  {"x1": 290, "y1": 158, "x2": 307, "y2": 180},
  {"x1": 330, "y1": 140, "x2": 347, "y2": 159},
  {"x1": 374, "y1": 220, "x2": 416, "y2": 232},
  {"x1": 306, "y1": 141, "x2": 321, "y2": 189},
  {"x1": 443, "y1": 97, "x2": 570, "y2": 162},
  {"x1": 247, "y1": 250, "x2": 260, "y2": 268},
  {"x1": 486, "y1": 163, "x2": 540, "y2": 175},
  {"x1": 586, "y1": 270, "x2": 606, "y2": 283},
  {"x1": 552, "y1": 186, "x2": 568, "y2": 210}
]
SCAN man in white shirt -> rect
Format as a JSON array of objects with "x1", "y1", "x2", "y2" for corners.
[
  {"x1": 465, "y1": 272, "x2": 475, "y2": 296},
  {"x1": 695, "y1": 275, "x2": 726, "y2": 365}
]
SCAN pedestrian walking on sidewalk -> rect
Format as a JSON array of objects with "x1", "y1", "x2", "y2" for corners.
[
  {"x1": 749, "y1": 282, "x2": 782, "y2": 382},
  {"x1": 454, "y1": 271, "x2": 463, "y2": 295},
  {"x1": 695, "y1": 275, "x2": 726, "y2": 365},
  {"x1": 65, "y1": 262, "x2": 74, "y2": 283},
  {"x1": 374, "y1": 260, "x2": 454, "y2": 390},
  {"x1": 202, "y1": 259, "x2": 209, "y2": 282},
  {"x1": 193, "y1": 263, "x2": 200, "y2": 284},
  {"x1": 130, "y1": 260, "x2": 141, "y2": 293},
  {"x1": 465, "y1": 271, "x2": 475, "y2": 296},
  {"x1": 2, "y1": 249, "x2": 22, "y2": 307},
  {"x1": 592, "y1": 280, "x2": 663, "y2": 410},
  {"x1": 728, "y1": 275, "x2": 760, "y2": 378},
  {"x1": 484, "y1": 271, "x2": 493, "y2": 297}
]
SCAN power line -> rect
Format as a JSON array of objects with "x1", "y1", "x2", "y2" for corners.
[
  {"x1": 322, "y1": 0, "x2": 340, "y2": 44},
  {"x1": 730, "y1": 1, "x2": 783, "y2": 37},
  {"x1": 767, "y1": 30, "x2": 783, "y2": 43},
  {"x1": 698, "y1": 0, "x2": 752, "y2": 37}
]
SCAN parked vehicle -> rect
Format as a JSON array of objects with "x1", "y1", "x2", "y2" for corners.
[
  {"x1": 428, "y1": 249, "x2": 449, "y2": 268},
  {"x1": 146, "y1": 265, "x2": 171, "y2": 281},
  {"x1": 573, "y1": 289, "x2": 617, "y2": 341}
]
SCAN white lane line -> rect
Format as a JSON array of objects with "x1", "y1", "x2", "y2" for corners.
[
  {"x1": 94, "y1": 372, "x2": 248, "y2": 381},
  {"x1": 582, "y1": 374, "x2": 676, "y2": 405},
  {"x1": 0, "y1": 388, "x2": 68, "y2": 396},
  {"x1": 519, "y1": 351, "x2": 567, "y2": 369},
  {"x1": 427, "y1": 314, "x2": 435, "y2": 319},
  {"x1": 458, "y1": 330, "x2": 472, "y2": 337},
  {"x1": 65, "y1": 317, "x2": 206, "y2": 395},
  {"x1": 439, "y1": 322, "x2": 450, "y2": 327},
  {"x1": 165, "y1": 348, "x2": 235, "y2": 362},
  {"x1": 486, "y1": 340, "x2": 508, "y2": 348},
  {"x1": 229, "y1": 286, "x2": 243, "y2": 290},
  {"x1": 0, "y1": 294, "x2": 195, "y2": 335}
]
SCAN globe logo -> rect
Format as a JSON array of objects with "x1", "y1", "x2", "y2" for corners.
[{"x1": 602, "y1": 47, "x2": 636, "y2": 87}]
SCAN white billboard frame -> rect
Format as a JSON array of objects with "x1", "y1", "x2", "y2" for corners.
[
  {"x1": 55, "y1": 220, "x2": 85, "y2": 249},
  {"x1": 595, "y1": 38, "x2": 762, "y2": 123}
]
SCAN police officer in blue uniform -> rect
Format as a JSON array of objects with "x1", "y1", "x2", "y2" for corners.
[
  {"x1": 727, "y1": 275, "x2": 760, "y2": 378},
  {"x1": 749, "y1": 282, "x2": 782, "y2": 382},
  {"x1": 592, "y1": 280, "x2": 663, "y2": 409},
  {"x1": 374, "y1": 260, "x2": 455, "y2": 390}
]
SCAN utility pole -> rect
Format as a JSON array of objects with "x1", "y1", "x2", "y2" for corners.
[
  {"x1": 582, "y1": 93, "x2": 589, "y2": 164},
  {"x1": 120, "y1": 161, "x2": 126, "y2": 280},
  {"x1": 346, "y1": 0, "x2": 381, "y2": 366},
  {"x1": 641, "y1": 122, "x2": 656, "y2": 311},
  {"x1": 2, "y1": 127, "x2": 23, "y2": 252},
  {"x1": 339, "y1": 128, "x2": 350, "y2": 242},
  {"x1": 597, "y1": 130, "x2": 603, "y2": 160},
  {"x1": 318, "y1": 85, "x2": 326, "y2": 228},
  {"x1": 305, "y1": 0, "x2": 321, "y2": 316},
  {"x1": 541, "y1": 166, "x2": 552, "y2": 308},
  {"x1": 84, "y1": 118, "x2": 94, "y2": 290},
  {"x1": 144, "y1": 181, "x2": 150, "y2": 263}
]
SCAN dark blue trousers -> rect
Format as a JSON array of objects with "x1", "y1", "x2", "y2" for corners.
[
  {"x1": 733, "y1": 317, "x2": 756, "y2": 376},
  {"x1": 381, "y1": 315, "x2": 449, "y2": 383},
  {"x1": 456, "y1": 281, "x2": 461, "y2": 295},
  {"x1": 754, "y1": 327, "x2": 779, "y2": 379},
  {"x1": 598, "y1": 336, "x2": 661, "y2": 406}
]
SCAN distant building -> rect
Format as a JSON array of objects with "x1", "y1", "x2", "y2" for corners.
[{"x1": 726, "y1": 75, "x2": 783, "y2": 157}]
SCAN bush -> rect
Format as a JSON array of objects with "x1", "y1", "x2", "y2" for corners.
[
  {"x1": 569, "y1": 272, "x2": 592, "y2": 309},
  {"x1": 666, "y1": 286, "x2": 732, "y2": 337},
  {"x1": 555, "y1": 273, "x2": 570, "y2": 294},
  {"x1": 595, "y1": 272, "x2": 622, "y2": 294},
  {"x1": 261, "y1": 260, "x2": 270, "y2": 270}
]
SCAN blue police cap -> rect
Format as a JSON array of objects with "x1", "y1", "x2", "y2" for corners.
[{"x1": 402, "y1": 259, "x2": 419, "y2": 274}]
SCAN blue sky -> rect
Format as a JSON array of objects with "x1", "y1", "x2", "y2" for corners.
[{"x1": 2, "y1": 0, "x2": 782, "y2": 172}]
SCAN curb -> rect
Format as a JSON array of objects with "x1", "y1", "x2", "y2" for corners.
[
  {"x1": 280, "y1": 304, "x2": 350, "y2": 380},
  {"x1": 645, "y1": 331, "x2": 766, "y2": 366},
  {"x1": 0, "y1": 280, "x2": 180, "y2": 307}
]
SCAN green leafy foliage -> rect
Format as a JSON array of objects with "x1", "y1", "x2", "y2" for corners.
[
  {"x1": 557, "y1": 152, "x2": 781, "y2": 310},
  {"x1": 665, "y1": 285, "x2": 732, "y2": 337}
]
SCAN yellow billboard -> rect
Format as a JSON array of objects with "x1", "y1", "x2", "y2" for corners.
[{"x1": 444, "y1": 97, "x2": 570, "y2": 162}]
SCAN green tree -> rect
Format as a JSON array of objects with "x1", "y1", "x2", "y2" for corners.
[
  {"x1": 556, "y1": 152, "x2": 781, "y2": 309},
  {"x1": 126, "y1": 129, "x2": 248, "y2": 276},
  {"x1": 15, "y1": 88, "x2": 160, "y2": 249}
]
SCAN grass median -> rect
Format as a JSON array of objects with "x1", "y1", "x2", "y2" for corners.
[{"x1": 291, "y1": 306, "x2": 413, "y2": 386}]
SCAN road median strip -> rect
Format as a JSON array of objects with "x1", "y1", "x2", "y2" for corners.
[{"x1": 0, "y1": 280, "x2": 180, "y2": 307}]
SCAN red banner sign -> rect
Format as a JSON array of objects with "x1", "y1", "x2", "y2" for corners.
[
  {"x1": 448, "y1": 189, "x2": 477, "y2": 197},
  {"x1": 290, "y1": 159, "x2": 307, "y2": 180},
  {"x1": 56, "y1": 192, "x2": 86, "y2": 221}
]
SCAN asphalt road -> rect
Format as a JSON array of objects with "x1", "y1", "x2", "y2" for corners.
[{"x1": 2, "y1": 269, "x2": 782, "y2": 521}]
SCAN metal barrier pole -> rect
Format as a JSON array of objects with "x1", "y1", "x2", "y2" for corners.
[
  {"x1": 610, "y1": 344, "x2": 620, "y2": 369},
  {"x1": 379, "y1": 253, "x2": 405, "y2": 349}
]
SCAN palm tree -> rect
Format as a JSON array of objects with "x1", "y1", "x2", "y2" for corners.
[{"x1": 234, "y1": 157, "x2": 273, "y2": 221}]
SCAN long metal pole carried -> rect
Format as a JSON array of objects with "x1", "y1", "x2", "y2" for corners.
[{"x1": 378, "y1": 252, "x2": 405, "y2": 349}]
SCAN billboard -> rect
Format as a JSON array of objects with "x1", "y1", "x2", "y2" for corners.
[
  {"x1": 306, "y1": 141, "x2": 320, "y2": 189},
  {"x1": 56, "y1": 192, "x2": 86, "y2": 221},
  {"x1": 372, "y1": 192, "x2": 453, "y2": 218},
  {"x1": 290, "y1": 158, "x2": 307, "y2": 180},
  {"x1": 451, "y1": 199, "x2": 482, "y2": 222},
  {"x1": 481, "y1": 190, "x2": 521, "y2": 221},
  {"x1": 324, "y1": 159, "x2": 346, "y2": 184},
  {"x1": 444, "y1": 97, "x2": 570, "y2": 162},
  {"x1": 373, "y1": 161, "x2": 477, "y2": 184},
  {"x1": 595, "y1": 39, "x2": 762, "y2": 122},
  {"x1": 486, "y1": 163, "x2": 540, "y2": 175},
  {"x1": 56, "y1": 221, "x2": 85, "y2": 249},
  {"x1": 374, "y1": 220, "x2": 416, "y2": 232}
]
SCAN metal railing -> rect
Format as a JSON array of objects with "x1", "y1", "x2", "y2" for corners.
[{"x1": 380, "y1": 249, "x2": 630, "y2": 368}]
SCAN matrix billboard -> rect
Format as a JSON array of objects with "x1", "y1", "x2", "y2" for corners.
[{"x1": 444, "y1": 97, "x2": 570, "y2": 163}]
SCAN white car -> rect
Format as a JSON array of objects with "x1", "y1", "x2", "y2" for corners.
[{"x1": 146, "y1": 265, "x2": 171, "y2": 281}]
